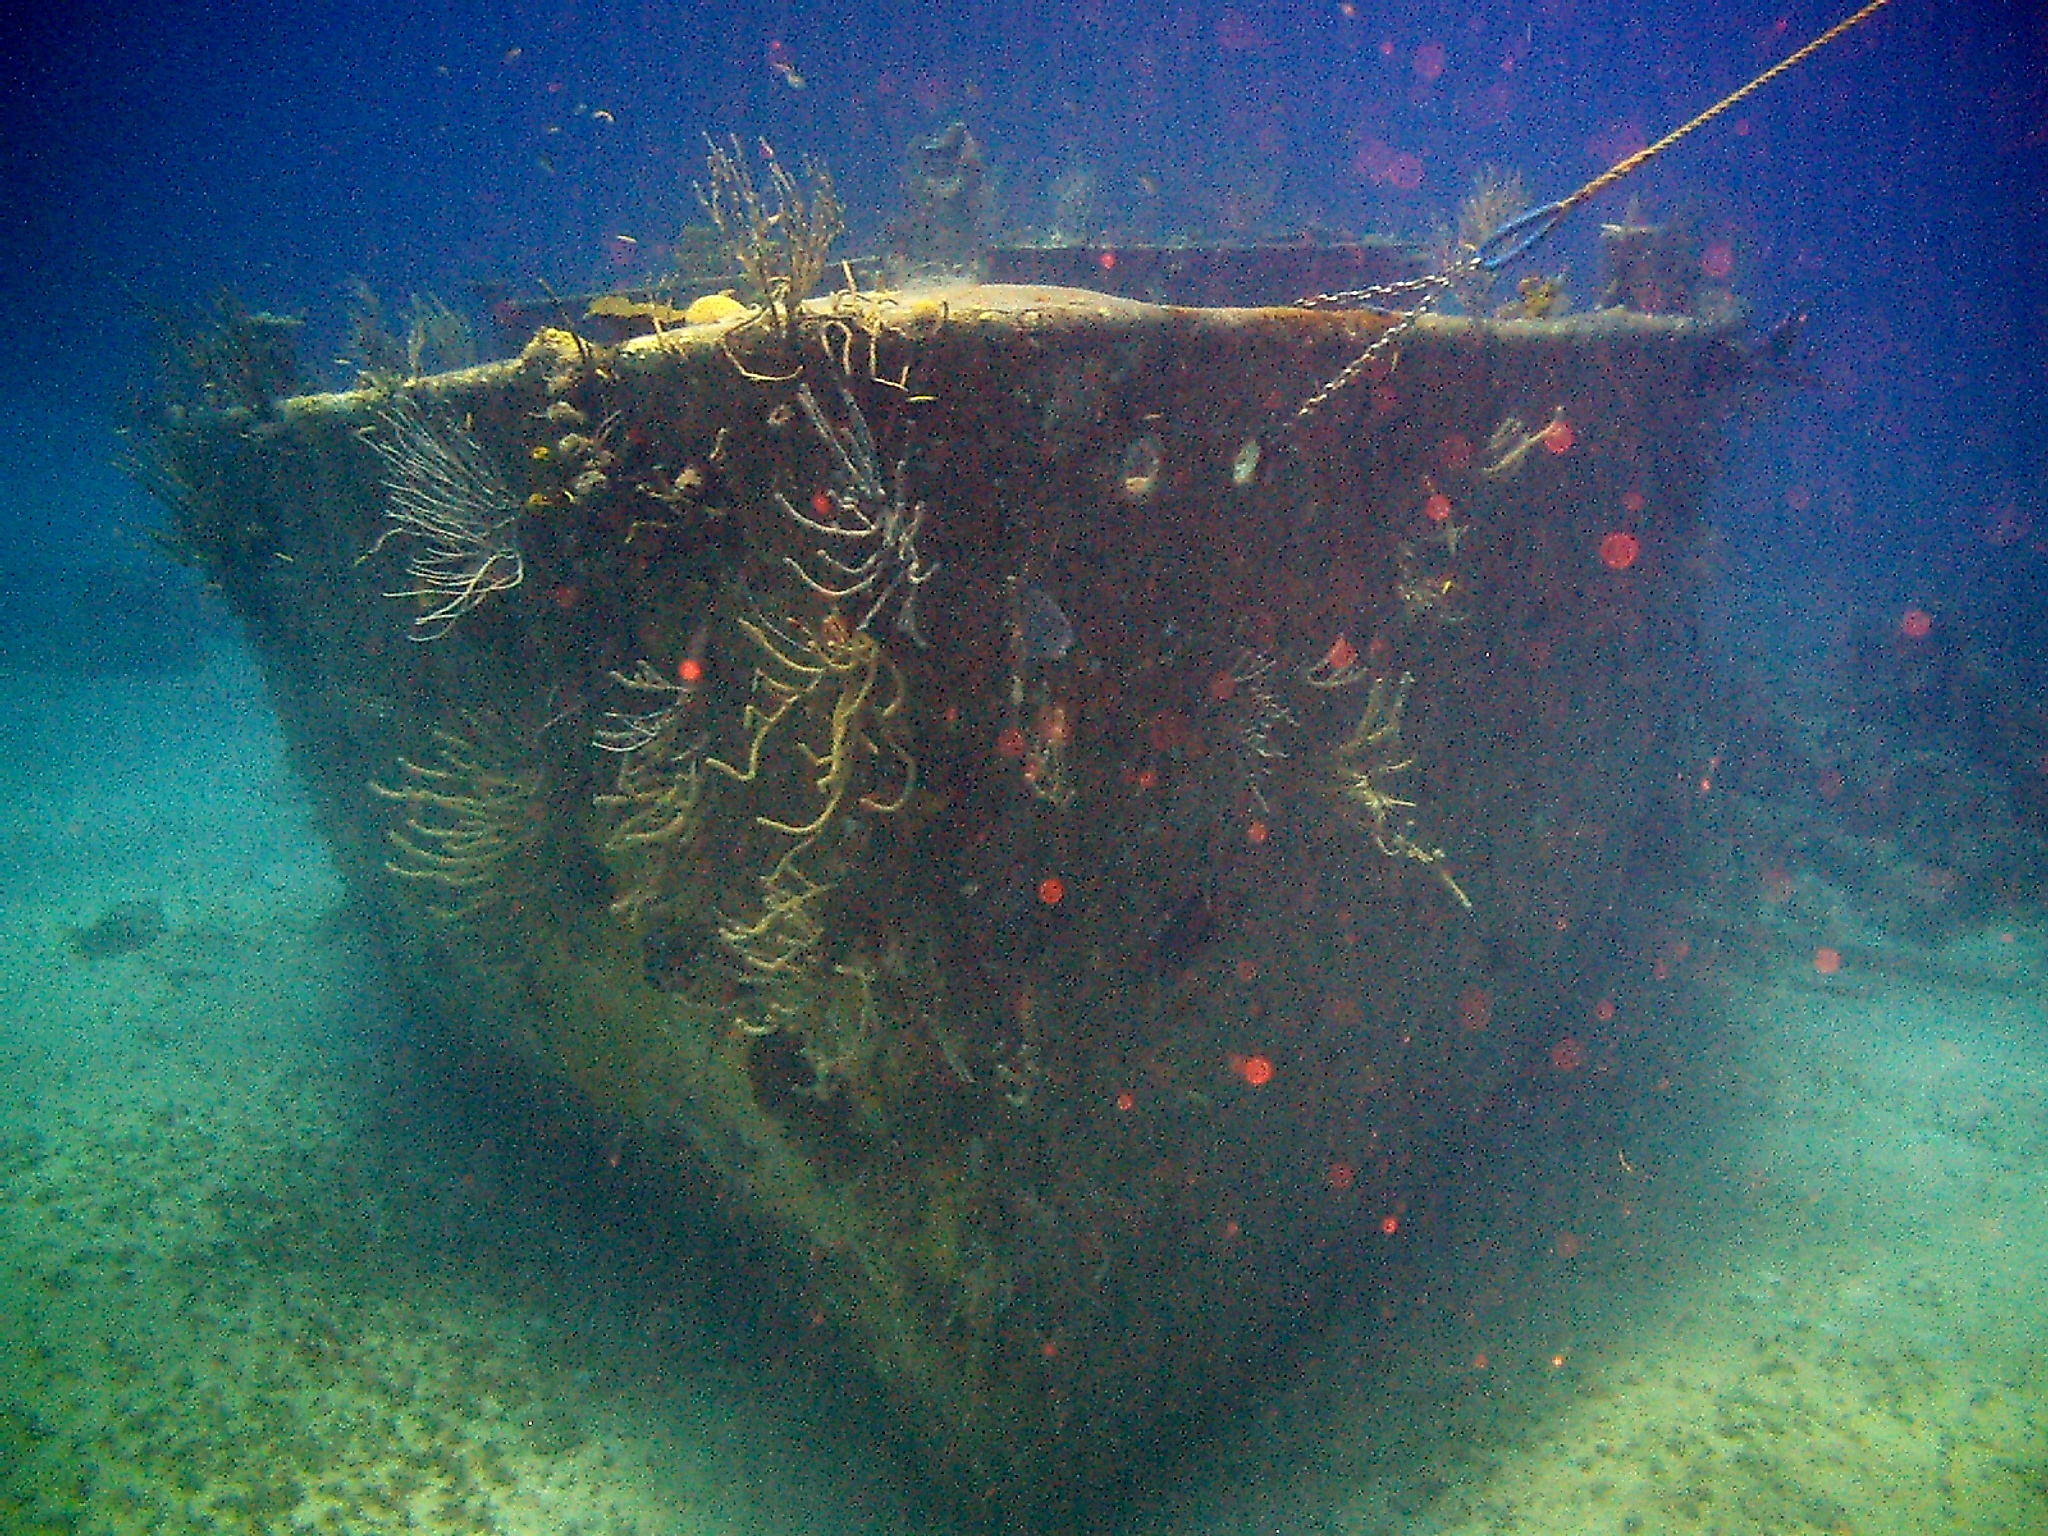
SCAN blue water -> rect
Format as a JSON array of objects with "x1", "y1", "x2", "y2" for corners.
[{"x1": 2, "y1": 1, "x2": 2044, "y2": 1531}]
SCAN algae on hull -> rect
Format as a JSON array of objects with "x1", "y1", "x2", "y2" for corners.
[{"x1": 149, "y1": 283, "x2": 1746, "y2": 1518}]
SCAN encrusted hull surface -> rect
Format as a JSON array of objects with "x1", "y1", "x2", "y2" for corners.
[{"x1": 163, "y1": 284, "x2": 1744, "y2": 1520}]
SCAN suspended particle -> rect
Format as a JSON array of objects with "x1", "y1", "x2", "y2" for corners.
[
  {"x1": 1598, "y1": 530, "x2": 1640, "y2": 570},
  {"x1": 1228, "y1": 1052, "x2": 1274, "y2": 1086}
]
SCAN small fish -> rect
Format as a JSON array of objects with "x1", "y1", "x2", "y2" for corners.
[
  {"x1": 1015, "y1": 581, "x2": 1074, "y2": 663},
  {"x1": 1146, "y1": 887, "x2": 1215, "y2": 977},
  {"x1": 766, "y1": 40, "x2": 805, "y2": 89}
]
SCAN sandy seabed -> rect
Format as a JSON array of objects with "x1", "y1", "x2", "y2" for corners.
[{"x1": 2, "y1": 644, "x2": 2043, "y2": 1535}]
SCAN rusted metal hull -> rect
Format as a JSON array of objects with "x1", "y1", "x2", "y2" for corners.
[{"x1": 163, "y1": 285, "x2": 1743, "y2": 1521}]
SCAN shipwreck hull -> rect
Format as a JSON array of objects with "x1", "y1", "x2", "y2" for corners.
[{"x1": 164, "y1": 285, "x2": 1742, "y2": 1518}]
